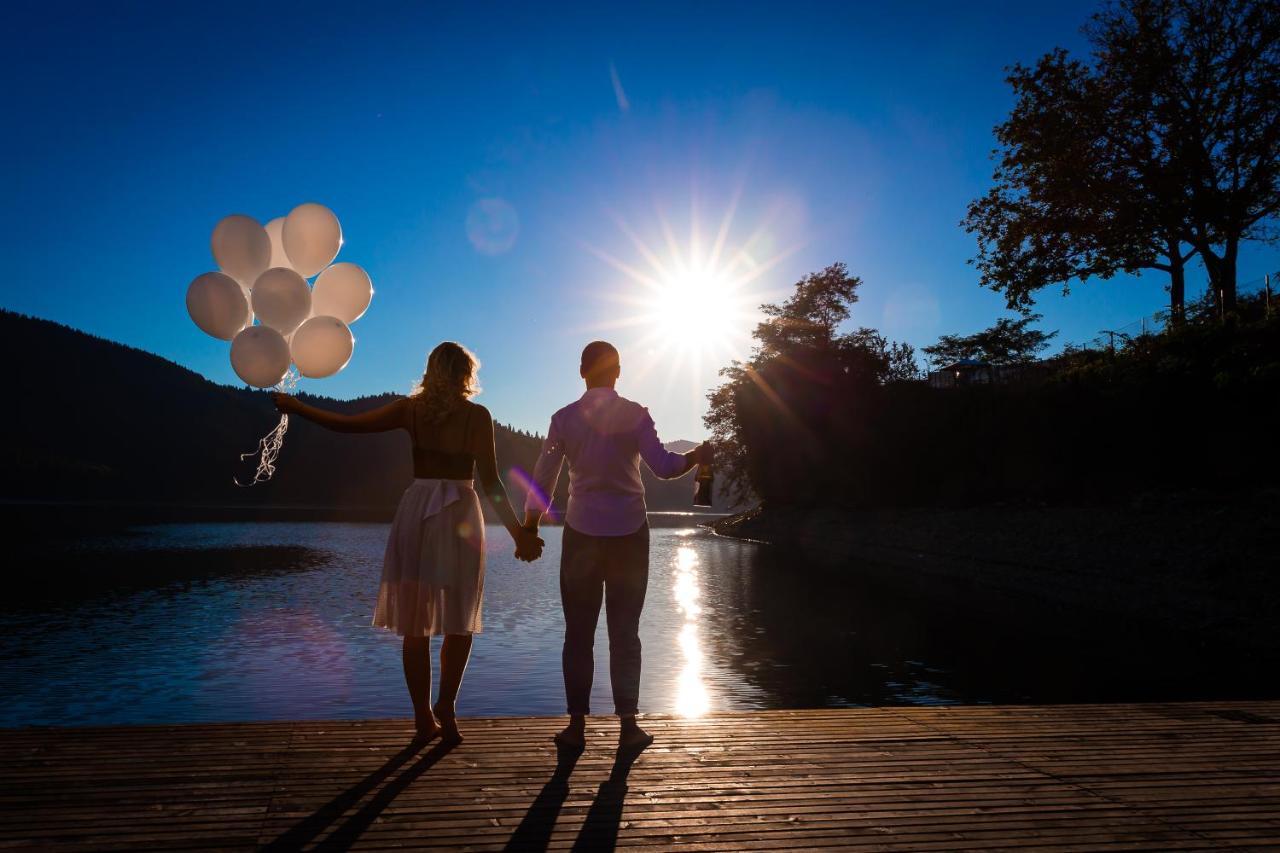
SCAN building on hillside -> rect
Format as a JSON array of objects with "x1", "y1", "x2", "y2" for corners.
[
  {"x1": 928, "y1": 359, "x2": 994, "y2": 389},
  {"x1": 927, "y1": 359, "x2": 1052, "y2": 389}
]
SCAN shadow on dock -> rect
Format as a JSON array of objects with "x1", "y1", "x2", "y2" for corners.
[
  {"x1": 504, "y1": 740, "x2": 647, "y2": 852},
  {"x1": 571, "y1": 743, "x2": 645, "y2": 852},
  {"x1": 261, "y1": 738, "x2": 455, "y2": 851}
]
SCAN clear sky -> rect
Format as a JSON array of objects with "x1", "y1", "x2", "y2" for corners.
[{"x1": 2, "y1": 1, "x2": 1275, "y2": 439}]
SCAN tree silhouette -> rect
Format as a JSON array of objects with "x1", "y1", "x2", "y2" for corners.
[
  {"x1": 965, "y1": 0, "x2": 1279, "y2": 319},
  {"x1": 922, "y1": 315, "x2": 1058, "y2": 371},
  {"x1": 705, "y1": 263, "x2": 919, "y2": 503},
  {"x1": 1097, "y1": 0, "x2": 1280, "y2": 313},
  {"x1": 847, "y1": 328, "x2": 924, "y2": 383},
  {"x1": 753, "y1": 263, "x2": 862, "y2": 354},
  {"x1": 965, "y1": 48, "x2": 1194, "y2": 319}
]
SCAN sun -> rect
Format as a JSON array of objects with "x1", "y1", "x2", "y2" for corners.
[
  {"x1": 647, "y1": 263, "x2": 743, "y2": 352},
  {"x1": 617, "y1": 254, "x2": 760, "y2": 371},
  {"x1": 584, "y1": 194, "x2": 797, "y2": 378}
]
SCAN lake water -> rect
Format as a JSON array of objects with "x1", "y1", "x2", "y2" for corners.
[{"x1": 1, "y1": 519, "x2": 1268, "y2": 727}]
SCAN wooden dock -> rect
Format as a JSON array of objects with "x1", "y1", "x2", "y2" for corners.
[{"x1": 2, "y1": 701, "x2": 1278, "y2": 850}]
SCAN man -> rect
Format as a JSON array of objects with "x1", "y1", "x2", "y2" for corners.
[{"x1": 523, "y1": 341, "x2": 709, "y2": 750}]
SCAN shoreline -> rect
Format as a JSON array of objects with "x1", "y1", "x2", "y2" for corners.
[
  {"x1": 5, "y1": 500, "x2": 731, "y2": 531},
  {"x1": 710, "y1": 490, "x2": 1280, "y2": 656}
]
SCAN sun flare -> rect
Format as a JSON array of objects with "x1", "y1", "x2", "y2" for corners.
[
  {"x1": 648, "y1": 264, "x2": 742, "y2": 352},
  {"x1": 583, "y1": 192, "x2": 799, "y2": 386}
]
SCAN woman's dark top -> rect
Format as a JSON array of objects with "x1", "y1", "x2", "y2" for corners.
[{"x1": 410, "y1": 400, "x2": 475, "y2": 479}]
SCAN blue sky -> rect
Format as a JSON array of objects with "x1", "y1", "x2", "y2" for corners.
[{"x1": 2, "y1": 1, "x2": 1275, "y2": 439}]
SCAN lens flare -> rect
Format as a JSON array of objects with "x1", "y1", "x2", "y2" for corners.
[
  {"x1": 507, "y1": 466, "x2": 558, "y2": 521},
  {"x1": 466, "y1": 198, "x2": 520, "y2": 255}
]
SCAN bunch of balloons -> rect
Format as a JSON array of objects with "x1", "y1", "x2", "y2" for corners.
[
  {"x1": 184, "y1": 203, "x2": 373, "y2": 482},
  {"x1": 185, "y1": 202, "x2": 372, "y2": 386}
]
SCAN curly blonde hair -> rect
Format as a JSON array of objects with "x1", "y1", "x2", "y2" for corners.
[{"x1": 411, "y1": 341, "x2": 480, "y2": 424}]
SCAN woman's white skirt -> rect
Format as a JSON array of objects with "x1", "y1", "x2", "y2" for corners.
[{"x1": 373, "y1": 478, "x2": 485, "y2": 637}]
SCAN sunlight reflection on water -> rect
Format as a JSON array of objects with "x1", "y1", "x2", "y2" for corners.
[{"x1": 672, "y1": 542, "x2": 710, "y2": 717}]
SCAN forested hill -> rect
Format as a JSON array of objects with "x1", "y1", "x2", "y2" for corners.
[{"x1": 0, "y1": 310, "x2": 713, "y2": 516}]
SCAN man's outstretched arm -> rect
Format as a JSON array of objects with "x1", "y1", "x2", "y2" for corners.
[
  {"x1": 637, "y1": 409, "x2": 704, "y2": 480},
  {"x1": 523, "y1": 416, "x2": 565, "y2": 531}
]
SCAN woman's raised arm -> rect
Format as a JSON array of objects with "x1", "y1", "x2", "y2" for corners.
[{"x1": 273, "y1": 394, "x2": 410, "y2": 434}]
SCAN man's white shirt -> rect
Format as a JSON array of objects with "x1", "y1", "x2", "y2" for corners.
[{"x1": 525, "y1": 387, "x2": 688, "y2": 536}]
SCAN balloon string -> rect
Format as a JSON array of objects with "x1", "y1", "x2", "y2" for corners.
[
  {"x1": 234, "y1": 368, "x2": 299, "y2": 487},
  {"x1": 235, "y1": 414, "x2": 289, "y2": 486}
]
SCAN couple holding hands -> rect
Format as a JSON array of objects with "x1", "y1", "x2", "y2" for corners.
[{"x1": 275, "y1": 340, "x2": 711, "y2": 750}]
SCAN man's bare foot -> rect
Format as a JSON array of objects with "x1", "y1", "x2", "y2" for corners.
[
  {"x1": 433, "y1": 702, "x2": 463, "y2": 744},
  {"x1": 619, "y1": 717, "x2": 654, "y2": 751},
  {"x1": 554, "y1": 716, "x2": 586, "y2": 749}
]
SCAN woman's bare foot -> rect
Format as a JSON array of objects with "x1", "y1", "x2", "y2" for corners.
[
  {"x1": 433, "y1": 702, "x2": 463, "y2": 744},
  {"x1": 414, "y1": 713, "x2": 441, "y2": 742},
  {"x1": 618, "y1": 716, "x2": 654, "y2": 751},
  {"x1": 554, "y1": 715, "x2": 586, "y2": 750}
]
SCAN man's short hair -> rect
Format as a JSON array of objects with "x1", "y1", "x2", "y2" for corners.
[{"x1": 581, "y1": 340, "x2": 620, "y2": 379}]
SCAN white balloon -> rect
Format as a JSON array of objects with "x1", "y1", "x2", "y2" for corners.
[
  {"x1": 291, "y1": 315, "x2": 354, "y2": 379},
  {"x1": 251, "y1": 267, "x2": 312, "y2": 335},
  {"x1": 282, "y1": 203, "x2": 342, "y2": 277},
  {"x1": 230, "y1": 325, "x2": 291, "y2": 388},
  {"x1": 312, "y1": 262, "x2": 373, "y2": 324},
  {"x1": 186, "y1": 272, "x2": 250, "y2": 340},
  {"x1": 239, "y1": 283, "x2": 256, "y2": 327},
  {"x1": 264, "y1": 217, "x2": 295, "y2": 272},
  {"x1": 211, "y1": 214, "x2": 271, "y2": 284}
]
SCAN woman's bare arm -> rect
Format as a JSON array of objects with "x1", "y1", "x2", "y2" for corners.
[
  {"x1": 471, "y1": 405, "x2": 538, "y2": 552},
  {"x1": 274, "y1": 394, "x2": 410, "y2": 434}
]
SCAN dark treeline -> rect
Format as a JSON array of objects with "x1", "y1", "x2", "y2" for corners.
[
  {"x1": 0, "y1": 308, "x2": 536, "y2": 512},
  {"x1": 0, "y1": 310, "x2": 709, "y2": 516},
  {"x1": 706, "y1": 265, "x2": 1280, "y2": 509}
]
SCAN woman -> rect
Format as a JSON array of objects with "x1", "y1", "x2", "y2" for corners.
[{"x1": 274, "y1": 342, "x2": 542, "y2": 744}]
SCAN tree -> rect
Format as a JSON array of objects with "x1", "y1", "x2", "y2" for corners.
[
  {"x1": 703, "y1": 362, "x2": 753, "y2": 503},
  {"x1": 704, "y1": 263, "x2": 918, "y2": 504},
  {"x1": 846, "y1": 327, "x2": 924, "y2": 383},
  {"x1": 753, "y1": 263, "x2": 862, "y2": 355},
  {"x1": 754, "y1": 263, "x2": 923, "y2": 382},
  {"x1": 964, "y1": 49, "x2": 1187, "y2": 316},
  {"x1": 706, "y1": 263, "x2": 864, "y2": 503},
  {"x1": 965, "y1": 0, "x2": 1280, "y2": 319},
  {"x1": 968, "y1": 47, "x2": 1200, "y2": 320},
  {"x1": 1095, "y1": 0, "x2": 1280, "y2": 313},
  {"x1": 922, "y1": 314, "x2": 1058, "y2": 371}
]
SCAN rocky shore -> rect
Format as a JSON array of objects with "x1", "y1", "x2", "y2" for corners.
[{"x1": 712, "y1": 489, "x2": 1280, "y2": 655}]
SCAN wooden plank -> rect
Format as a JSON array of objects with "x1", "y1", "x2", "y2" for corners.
[{"x1": 0, "y1": 702, "x2": 1277, "y2": 850}]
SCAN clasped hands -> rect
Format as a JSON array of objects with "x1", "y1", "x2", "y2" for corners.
[{"x1": 514, "y1": 525, "x2": 544, "y2": 562}]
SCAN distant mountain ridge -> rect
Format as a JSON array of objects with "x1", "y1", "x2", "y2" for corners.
[{"x1": 0, "y1": 310, "x2": 725, "y2": 516}]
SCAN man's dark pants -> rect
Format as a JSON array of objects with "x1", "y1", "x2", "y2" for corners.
[{"x1": 559, "y1": 522, "x2": 649, "y2": 716}]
